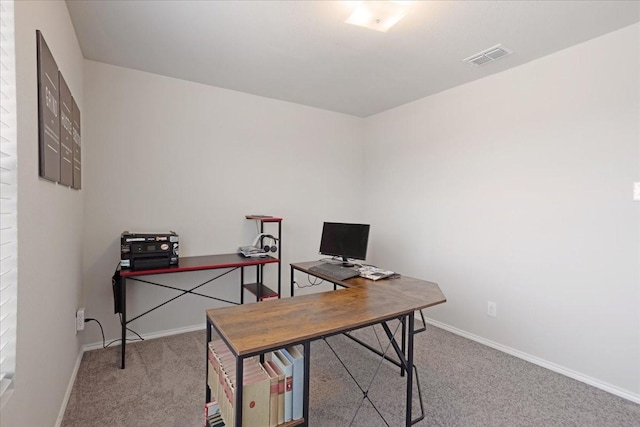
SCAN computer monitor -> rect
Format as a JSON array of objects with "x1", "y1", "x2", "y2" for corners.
[{"x1": 319, "y1": 222, "x2": 370, "y2": 267}]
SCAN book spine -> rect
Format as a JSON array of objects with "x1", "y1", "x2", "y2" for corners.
[
  {"x1": 271, "y1": 350, "x2": 293, "y2": 422},
  {"x1": 266, "y1": 361, "x2": 285, "y2": 425},
  {"x1": 262, "y1": 362, "x2": 279, "y2": 427},
  {"x1": 284, "y1": 346, "x2": 305, "y2": 420}
]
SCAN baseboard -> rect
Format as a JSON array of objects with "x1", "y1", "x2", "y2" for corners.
[
  {"x1": 83, "y1": 323, "x2": 206, "y2": 351},
  {"x1": 424, "y1": 317, "x2": 640, "y2": 405},
  {"x1": 55, "y1": 346, "x2": 85, "y2": 427}
]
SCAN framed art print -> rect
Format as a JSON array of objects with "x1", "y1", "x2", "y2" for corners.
[{"x1": 36, "y1": 30, "x2": 60, "y2": 182}]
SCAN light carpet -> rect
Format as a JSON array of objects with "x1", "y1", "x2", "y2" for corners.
[{"x1": 61, "y1": 324, "x2": 640, "y2": 426}]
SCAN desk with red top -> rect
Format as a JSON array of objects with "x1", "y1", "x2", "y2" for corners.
[{"x1": 118, "y1": 253, "x2": 279, "y2": 369}]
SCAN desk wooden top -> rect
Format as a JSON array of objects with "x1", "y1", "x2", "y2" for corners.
[
  {"x1": 290, "y1": 261, "x2": 436, "y2": 297},
  {"x1": 120, "y1": 253, "x2": 278, "y2": 277},
  {"x1": 207, "y1": 262, "x2": 446, "y2": 356}
]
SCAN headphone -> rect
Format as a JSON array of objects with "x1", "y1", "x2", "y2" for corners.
[{"x1": 252, "y1": 233, "x2": 279, "y2": 253}]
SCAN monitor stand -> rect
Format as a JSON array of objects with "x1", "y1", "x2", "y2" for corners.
[{"x1": 341, "y1": 257, "x2": 354, "y2": 268}]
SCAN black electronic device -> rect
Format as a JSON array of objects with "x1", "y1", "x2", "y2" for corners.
[
  {"x1": 120, "y1": 231, "x2": 179, "y2": 270},
  {"x1": 112, "y1": 269, "x2": 123, "y2": 314},
  {"x1": 319, "y1": 222, "x2": 370, "y2": 266}
]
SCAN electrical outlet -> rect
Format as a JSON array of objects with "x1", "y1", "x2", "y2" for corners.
[
  {"x1": 76, "y1": 307, "x2": 85, "y2": 332},
  {"x1": 487, "y1": 301, "x2": 497, "y2": 317},
  {"x1": 634, "y1": 182, "x2": 640, "y2": 201}
]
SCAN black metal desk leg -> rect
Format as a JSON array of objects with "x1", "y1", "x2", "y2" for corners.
[
  {"x1": 405, "y1": 312, "x2": 415, "y2": 427},
  {"x1": 258, "y1": 265, "x2": 263, "y2": 301},
  {"x1": 290, "y1": 265, "x2": 295, "y2": 297},
  {"x1": 121, "y1": 276, "x2": 127, "y2": 369},
  {"x1": 240, "y1": 267, "x2": 244, "y2": 304},
  {"x1": 235, "y1": 355, "x2": 244, "y2": 427},
  {"x1": 277, "y1": 220, "x2": 282, "y2": 299},
  {"x1": 206, "y1": 318, "x2": 212, "y2": 403},
  {"x1": 303, "y1": 341, "x2": 311, "y2": 426},
  {"x1": 401, "y1": 317, "x2": 406, "y2": 377}
]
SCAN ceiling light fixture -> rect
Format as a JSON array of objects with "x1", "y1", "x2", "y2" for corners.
[{"x1": 345, "y1": 1, "x2": 412, "y2": 32}]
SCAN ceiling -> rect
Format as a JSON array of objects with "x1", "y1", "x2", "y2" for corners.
[{"x1": 66, "y1": 1, "x2": 640, "y2": 117}]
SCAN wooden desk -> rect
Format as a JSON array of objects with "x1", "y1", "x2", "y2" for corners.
[
  {"x1": 290, "y1": 260, "x2": 445, "y2": 300},
  {"x1": 206, "y1": 261, "x2": 446, "y2": 427},
  {"x1": 119, "y1": 253, "x2": 278, "y2": 369}
]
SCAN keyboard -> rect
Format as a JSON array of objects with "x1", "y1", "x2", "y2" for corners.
[{"x1": 308, "y1": 263, "x2": 360, "y2": 281}]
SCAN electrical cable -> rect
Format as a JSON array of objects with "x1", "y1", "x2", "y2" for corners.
[
  {"x1": 85, "y1": 318, "x2": 105, "y2": 348},
  {"x1": 84, "y1": 317, "x2": 145, "y2": 348},
  {"x1": 105, "y1": 336, "x2": 143, "y2": 348},
  {"x1": 307, "y1": 274, "x2": 323, "y2": 287},
  {"x1": 105, "y1": 336, "x2": 142, "y2": 347},
  {"x1": 119, "y1": 312, "x2": 145, "y2": 341}
]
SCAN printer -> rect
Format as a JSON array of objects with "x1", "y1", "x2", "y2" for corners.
[{"x1": 120, "y1": 231, "x2": 179, "y2": 270}]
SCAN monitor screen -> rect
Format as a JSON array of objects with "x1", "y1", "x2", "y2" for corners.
[{"x1": 319, "y1": 222, "x2": 370, "y2": 265}]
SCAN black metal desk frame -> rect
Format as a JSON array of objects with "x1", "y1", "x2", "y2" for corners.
[
  {"x1": 119, "y1": 253, "x2": 278, "y2": 369},
  {"x1": 289, "y1": 264, "x2": 427, "y2": 426},
  {"x1": 206, "y1": 307, "x2": 416, "y2": 427}
]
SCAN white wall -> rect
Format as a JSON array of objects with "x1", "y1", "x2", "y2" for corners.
[
  {"x1": 82, "y1": 60, "x2": 364, "y2": 345},
  {"x1": 364, "y1": 23, "x2": 640, "y2": 397},
  {"x1": 4, "y1": 6, "x2": 637, "y2": 425},
  {"x1": 0, "y1": 1, "x2": 85, "y2": 426},
  {"x1": 81, "y1": 23, "x2": 640, "y2": 401}
]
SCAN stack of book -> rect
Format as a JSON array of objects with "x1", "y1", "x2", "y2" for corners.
[
  {"x1": 204, "y1": 402, "x2": 225, "y2": 427},
  {"x1": 206, "y1": 341, "x2": 305, "y2": 427},
  {"x1": 207, "y1": 340, "x2": 270, "y2": 427},
  {"x1": 265, "y1": 346, "x2": 305, "y2": 424}
]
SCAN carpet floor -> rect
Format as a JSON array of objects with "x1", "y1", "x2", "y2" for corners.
[{"x1": 61, "y1": 324, "x2": 640, "y2": 426}]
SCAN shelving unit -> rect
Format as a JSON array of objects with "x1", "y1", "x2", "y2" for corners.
[
  {"x1": 205, "y1": 316, "x2": 307, "y2": 427},
  {"x1": 241, "y1": 215, "x2": 282, "y2": 303},
  {"x1": 203, "y1": 217, "x2": 293, "y2": 426}
]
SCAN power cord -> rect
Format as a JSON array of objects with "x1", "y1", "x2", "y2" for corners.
[
  {"x1": 85, "y1": 318, "x2": 105, "y2": 348},
  {"x1": 293, "y1": 274, "x2": 324, "y2": 289},
  {"x1": 119, "y1": 313, "x2": 145, "y2": 341},
  {"x1": 306, "y1": 274, "x2": 324, "y2": 287},
  {"x1": 84, "y1": 316, "x2": 144, "y2": 348}
]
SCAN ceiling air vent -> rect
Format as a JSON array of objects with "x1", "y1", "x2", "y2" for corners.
[{"x1": 463, "y1": 44, "x2": 513, "y2": 66}]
